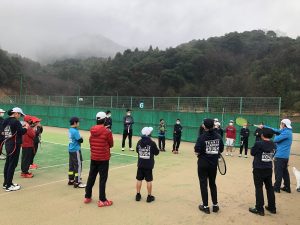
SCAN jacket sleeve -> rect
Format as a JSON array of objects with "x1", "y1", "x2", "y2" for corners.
[
  {"x1": 194, "y1": 136, "x2": 205, "y2": 154},
  {"x1": 251, "y1": 143, "x2": 259, "y2": 156},
  {"x1": 264, "y1": 125, "x2": 282, "y2": 134},
  {"x1": 27, "y1": 127, "x2": 36, "y2": 139},
  {"x1": 17, "y1": 121, "x2": 27, "y2": 135},
  {"x1": 219, "y1": 138, "x2": 224, "y2": 153},
  {"x1": 107, "y1": 130, "x2": 114, "y2": 148},
  {"x1": 152, "y1": 142, "x2": 160, "y2": 156},
  {"x1": 273, "y1": 132, "x2": 289, "y2": 143}
]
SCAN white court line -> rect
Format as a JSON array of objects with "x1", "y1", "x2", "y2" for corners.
[
  {"x1": 43, "y1": 141, "x2": 137, "y2": 158},
  {"x1": 0, "y1": 154, "x2": 124, "y2": 176},
  {"x1": 0, "y1": 162, "x2": 136, "y2": 197}
]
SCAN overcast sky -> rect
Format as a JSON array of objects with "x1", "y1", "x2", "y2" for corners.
[{"x1": 0, "y1": 0, "x2": 299, "y2": 60}]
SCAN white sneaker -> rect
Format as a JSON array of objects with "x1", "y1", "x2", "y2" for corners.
[
  {"x1": 121, "y1": 148, "x2": 125, "y2": 151},
  {"x1": 74, "y1": 183, "x2": 86, "y2": 188},
  {"x1": 225, "y1": 153, "x2": 229, "y2": 156},
  {"x1": 3, "y1": 183, "x2": 19, "y2": 189},
  {"x1": 244, "y1": 155, "x2": 248, "y2": 158},
  {"x1": 0, "y1": 154, "x2": 6, "y2": 160},
  {"x1": 130, "y1": 148, "x2": 134, "y2": 151},
  {"x1": 6, "y1": 184, "x2": 21, "y2": 192},
  {"x1": 238, "y1": 154, "x2": 242, "y2": 157}
]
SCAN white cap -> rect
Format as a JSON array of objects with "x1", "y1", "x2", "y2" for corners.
[
  {"x1": 0, "y1": 109, "x2": 5, "y2": 113},
  {"x1": 141, "y1": 127, "x2": 153, "y2": 136},
  {"x1": 96, "y1": 111, "x2": 106, "y2": 120},
  {"x1": 11, "y1": 107, "x2": 25, "y2": 116},
  {"x1": 215, "y1": 122, "x2": 220, "y2": 127},
  {"x1": 230, "y1": 120, "x2": 234, "y2": 123},
  {"x1": 281, "y1": 119, "x2": 292, "y2": 129},
  {"x1": 214, "y1": 118, "x2": 219, "y2": 122}
]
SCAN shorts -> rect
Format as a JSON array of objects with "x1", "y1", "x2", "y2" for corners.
[
  {"x1": 136, "y1": 168, "x2": 153, "y2": 182},
  {"x1": 226, "y1": 138, "x2": 235, "y2": 146}
]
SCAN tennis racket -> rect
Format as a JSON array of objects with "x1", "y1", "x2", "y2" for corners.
[
  {"x1": 217, "y1": 154, "x2": 227, "y2": 175},
  {"x1": 235, "y1": 117, "x2": 257, "y2": 127}
]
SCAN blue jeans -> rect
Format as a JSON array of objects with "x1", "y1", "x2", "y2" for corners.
[{"x1": 274, "y1": 158, "x2": 290, "y2": 191}]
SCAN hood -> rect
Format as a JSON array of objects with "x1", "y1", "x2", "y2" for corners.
[
  {"x1": 90, "y1": 125, "x2": 105, "y2": 137},
  {"x1": 140, "y1": 136, "x2": 152, "y2": 147}
]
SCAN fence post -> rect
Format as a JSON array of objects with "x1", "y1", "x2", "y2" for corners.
[
  {"x1": 61, "y1": 96, "x2": 64, "y2": 106},
  {"x1": 177, "y1": 97, "x2": 180, "y2": 111},
  {"x1": 130, "y1": 96, "x2": 133, "y2": 109},
  {"x1": 36, "y1": 95, "x2": 38, "y2": 104},
  {"x1": 239, "y1": 97, "x2": 243, "y2": 114},
  {"x1": 92, "y1": 96, "x2": 95, "y2": 108},
  {"x1": 152, "y1": 97, "x2": 155, "y2": 110},
  {"x1": 48, "y1": 96, "x2": 50, "y2": 106},
  {"x1": 278, "y1": 97, "x2": 281, "y2": 116},
  {"x1": 206, "y1": 97, "x2": 209, "y2": 112},
  {"x1": 111, "y1": 96, "x2": 113, "y2": 108}
]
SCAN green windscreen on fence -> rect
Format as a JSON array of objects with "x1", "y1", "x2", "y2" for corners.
[{"x1": 0, "y1": 103, "x2": 281, "y2": 148}]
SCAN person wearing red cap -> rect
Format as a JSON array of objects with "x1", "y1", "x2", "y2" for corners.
[
  {"x1": 30, "y1": 116, "x2": 43, "y2": 169},
  {"x1": 21, "y1": 115, "x2": 36, "y2": 178}
]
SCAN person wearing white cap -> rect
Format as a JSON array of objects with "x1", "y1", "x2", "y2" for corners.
[
  {"x1": 1, "y1": 107, "x2": 28, "y2": 192},
  {"x1": 0, "y1": 108, "x2": 6, "y2": 160},
  {"x1": 262, "y1": 119, "x2": 293, "y2": 193},
  {"x1": 135, "y1": 127, "x2": 159, "y2": 203}
]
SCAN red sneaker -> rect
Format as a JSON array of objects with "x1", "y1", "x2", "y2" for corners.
[
  {"x1": 84, "y1": 198, "x2": 92, "y2": 204},
  {"x1": 22, "y1": 173, "x2": 34, "y2": 178},
  {"x1": 33, "y1": 163, "x2": 38, "y2": 168},
  {"x1": 29, "y1": 165, "x2": 37, "y2": 169},
  {"x1": 21, "y1": 173, "x2": 26, "y2": 177},
  {"x1": 98, "y1": 200, "x2": 113, "y2": 207}
]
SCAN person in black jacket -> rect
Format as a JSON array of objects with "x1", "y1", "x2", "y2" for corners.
[
  {"x1": 122, "y1": 109, "x2": 134, "y2": 151},
  {"x1": 1, "y1": 107, "x2": 28, "y2": 192},
  {"x1": 0, "y1": 108, "x2": 6, "y2": 160},
  {"x1": 239, "y1": 124, "x2": 250, "y2": 158},
  {"x1": 104, "y1": 110, "x2": 112, "y2": 130},
  {"x1": 194, "y1": 118, "x2": 224, "y2": 214},
  {"x1": 135, "y1": 127, "x2": 159, "y2": 203},
  {"x1": 173, "y1": 119, "x2": 183, "y2": 154},
  {"x1": 249, "y1": 128, "x2": 276, "y2": 216}
]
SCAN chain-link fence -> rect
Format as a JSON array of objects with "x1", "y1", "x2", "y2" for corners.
[{"x1": 0, "y1": 95, "x2": 281, "y2": 115}]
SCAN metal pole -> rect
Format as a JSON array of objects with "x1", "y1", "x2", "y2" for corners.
[
  {"x1": 130, "y1": 96, "x2": 133, "y2": 109},
  {"x1": 177, "y1": 97, "x2": 180, "y2": 111},
  {"x1": 239, "y1": 97, "x2": 243, "y2": 114},
  {"x1": 62, "y1": 96, "x2": 64, "y2": 106},
  {"x1": 206, "y1": 97, "x2": 209, "y2": 112},
  {"x1": 19, "y1": 73, "x2": 23, "y2": 103},
  {"x1": 278, "y1": 97, "x2": 281, "y2": 117},
  {"x1": 92, "y1": 96, "x2": 95, "y2": 108},
  {"x1": 152, "y1": 97, "x2": 155, "y2": 110},
  {"x1": 48, "y1": 96, "x2": 51, "y2": 106},
  {"x1": 111, "y1": 96, "x2": 113, "y2": 108}
]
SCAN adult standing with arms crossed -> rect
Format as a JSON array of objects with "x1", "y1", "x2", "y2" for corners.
[
  {"x1": 122, "y1": 109, "x2": 134, "y2": 151},
  {"x1": 195, "y1": 118, "x2": 224, "y2": 214},
  {"x1": 262, "y1": 119, "x2": 293, "y2": 193}
]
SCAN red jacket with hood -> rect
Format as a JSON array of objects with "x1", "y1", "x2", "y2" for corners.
[
  {"x1": 89, "y1": 125, "x2": 113, "y2": 161},
  {"x1": 22, "y1": 126, "x2": 35, "y2": 148}
]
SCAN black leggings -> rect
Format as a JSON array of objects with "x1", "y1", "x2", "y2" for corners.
[
  {"x1": 173, "y1": 135, "x2": 181, "y2": 151},
  {"x1": 122, "y1": 129, "x2": 133, "y2": 148},
  {"x1": 3, "y1": 143, "x2": 21, "y2": 187}
]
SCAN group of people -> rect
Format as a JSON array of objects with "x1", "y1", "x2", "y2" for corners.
[
  {"x1": 196, "y1": 117, "x2": 293, "y2": 216},
  {"x1": 0, "y1": 107, "x2": 43, "y2": 192}
]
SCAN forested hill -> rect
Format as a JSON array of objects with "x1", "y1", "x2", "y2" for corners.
[{"x1": 1, "y1": 30, "x2": 300, "y2": 110}]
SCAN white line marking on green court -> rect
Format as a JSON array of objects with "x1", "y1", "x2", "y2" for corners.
[
  {"x1": 0, "y1": 163, "x2": 136, "y2": 197},
  {"x1": 42, "y1": 141, "x2": 138, "y2": 158}
]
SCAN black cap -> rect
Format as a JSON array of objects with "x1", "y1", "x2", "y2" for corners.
[
  {"x1": 262, "y1": 128, "x2": 274, "y2": 139},
  {"x1": 203, "y1": 118, "x2": 214, "y2": 129},
  {"x1": 69, "y1": 117, "x2": 80, "y2": 125}
]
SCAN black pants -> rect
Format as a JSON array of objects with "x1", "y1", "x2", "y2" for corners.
[
  {"x1": 253, "y1": 168, "x2": 276, "y2": 211},
  {"x1": 30, "y1": 142, "x2": 39, "y2": 164},
  {"x1": 239, "y1": 138, "x2": 248, "y2": 155},
  {"x1": 21, "y1": 147, "x2": 34, "y2": 174},
  {"x1": 197, "y1": 159, "x2": 218, "y2": 206},
  {"x1": 158, "y1": 136, "x2": 165, "y2": 150},
  {"x1": 274, "y1": 158, "x2": 290, "y2": 191},
  {"x1": 85, "y1": 160, "x2": 109, "y2": 201},
  {"x1": 68, "y1": 151, "x2": 83, "y2": 183},
  {"x1": 173, "y1": 135, "x2": 181, "y2": 151},
  {"x1": 3, "y1": 143, "x2": 21, "y2": 187},
  {"x1": 122, "y1": 129, "x2": 132, "y2": 148}
]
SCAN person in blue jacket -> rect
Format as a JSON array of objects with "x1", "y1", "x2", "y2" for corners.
[{"x1": 262, "y1": 119, "x2": 293, "y2": 193}]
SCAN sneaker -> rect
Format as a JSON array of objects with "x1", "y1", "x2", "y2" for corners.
[
  {"x1": 146, "y1": 195, "x2": 155, "y2": 203},
  {"x1": 199, "y1": 204, "x2": 210, "y2": 214},
  {"x1": 238, "y1": 154, "x2": 242, "y2": 157},
  {"x1": 249, "y1": 207, "x2": 264, "y2": 216},
  {"x1": 22, "y1": 173, "x2": 34, "y2": 178},
  {"x1": 280, "y1": 187, "x2": 291, "y2": 193},
  {"x1": 135, "y1": 193, "x2": 141, "y2": 201},
  {"x1": 3, "y1": 183, "x2": 18, "y2": 189},
  {"x1": 98, "y1": 200, "x2": 113, "y2": 207},
  {"x1": 244, "y1": 155, "x2": 248, "y2": 158},
  {"x1": 6, "y1": 184, "x2": 21, "y2": 192},
  {"x1": 74, "y1": 183, "x2": 86, "y2": 188},
  {"x1": 130, "y1": 148, "x2": 134, "y2": 151},
  {"x1": 68, "y1": 180, "x2": 74, "y2": 185},
  {"x1": 265, "y1": 206, "x2": 276, "y2": 214},
  {"x1": 274, "y1": 189, "x2": 280, "y2": 193},
  {"x1": 121, "y1": 148, "x2": 125, "y2": 151},
  {"x1": 84, "y1": 198, "x2": 92, "y2": 204},
  {"x1": 0, "y1": 154, "x2": 6, "y2": 160},
  {"x1": 29, "y1": 164, "x2": 38, "y2": 169},
  {"x1": 212, "y1": 205, "x2": 219, "y2": 213},
  {"x1": 225, "y1": 153, "x2": 229, "y2": 156}
]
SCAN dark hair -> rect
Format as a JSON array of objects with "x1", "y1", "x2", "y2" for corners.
[
  {"x1": 262, "y1": 128, "x2": 273, "y2": 139},
  {"x1": 7, "y1": 109, "x2": 13, "y2": 116},
  {"x1": 126, "y1": 109, "x2": 131, "y2": 112},
  {"x1": 176, "y1": 118, "x2": 180, "y2": 121},
  {"x1": 106, "y1": 110, "x2": 111, "y2": 114},
  {"x1": 69, "y1": 117, "x2": 79, "y2": 125},
  {"x1": 160, "y1": 119, "x2": 164, "y2": 122},
  {"x1": 96, "y1": 118, "x2": 105, "y2": 125}
]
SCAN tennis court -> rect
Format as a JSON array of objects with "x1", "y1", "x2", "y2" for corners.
[{"x1": 0, "y1": 126, "x2": 300, "y2": 225}]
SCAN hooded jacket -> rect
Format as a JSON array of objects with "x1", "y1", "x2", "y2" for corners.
[
  {"x1": 22, "y1": 126, "x2": 36, "y2": 148},
  {"x1": 136, "y1": 136, "x2": 159, "y2": 169},
  {"x1": 89, "y1": 125, "x2": 113, "y2": 161}
]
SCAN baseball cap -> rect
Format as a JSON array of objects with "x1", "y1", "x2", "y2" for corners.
[
  {"x1": 0, "y1": 109, "x2": 6, "y2": 113},
  {"x1": 11, "y1": 107, "x2": 25, "y2": 116},
  {"x1": 24, "y1": 115, "x2": 32, "y2": 122},
  {"x1": 32, "y1": 116, "x2": 41, "y2": 123},
  {"x1": 215, "y1": 122, "x2": 221, "y2": 127},
  {"x1": 214, "y1": 118, "x2": 219, "y2": 122},
  {"x1": 203, "y1": 118, "x2": 214, "y2": 129},
  {"x1": 96, "y1": 112, "x2": 106, "y2": 120},
  {"x1": 281, "y1": 119, "x2": 292, "y2": 129},
  {"x1": 141, "y1": 127, "x2": 153, "y2": 136},
  {"x1": 69, "y1": 117, "x2": 80, "y2": 124}
]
